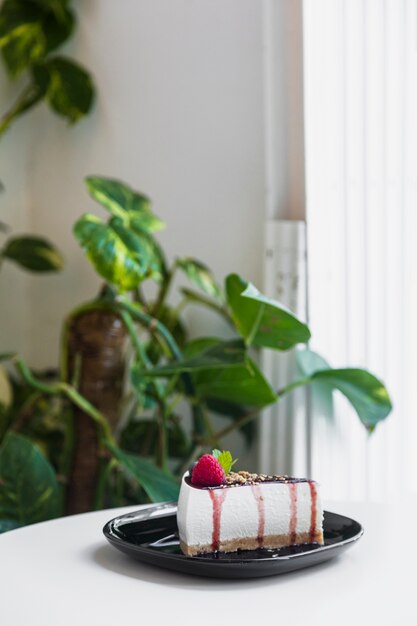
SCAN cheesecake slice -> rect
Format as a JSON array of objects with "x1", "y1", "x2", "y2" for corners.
[{"x1": 177, "y1": 470, "x2": 324, "y2": 556}]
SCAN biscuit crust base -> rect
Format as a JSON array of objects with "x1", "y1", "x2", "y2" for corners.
[{"x1": 180, "y1": 530, "x2": 324, "y2": 556}]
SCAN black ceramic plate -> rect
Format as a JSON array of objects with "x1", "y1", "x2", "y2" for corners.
[{"x1": 103, "y1": 502, "x2": 363, "y2": 579}]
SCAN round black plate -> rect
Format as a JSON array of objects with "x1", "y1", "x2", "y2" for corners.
[{"x1": 103, "y1": 503, "x2": 363, "y2": 579}]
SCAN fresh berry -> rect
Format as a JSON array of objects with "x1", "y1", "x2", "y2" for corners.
[{"x1": 191, "y1": 454, "x2": 226, "y2": 487}]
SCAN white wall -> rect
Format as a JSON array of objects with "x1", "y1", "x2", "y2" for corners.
[
  {"x1": 0, "y1": 72, "x2": 34, "y2": 357},
  {"x1": 0, "y1": 0, "x2": 305, "y2": 463},
  {"x1": 27, "y1": 0, "x2": 266, "y2": 368}
]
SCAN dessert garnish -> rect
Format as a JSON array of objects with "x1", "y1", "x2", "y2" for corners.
[
  {"x1": 190, "y1": 450, "x2": 237, "y2": 487},
  {"x1": 212, "y1": 449, "x2": 237, "y2": 474}
]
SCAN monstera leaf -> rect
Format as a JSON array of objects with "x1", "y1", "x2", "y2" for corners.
[{"x1": 225, "y1": 274, "x2": 311, "y2": 350}]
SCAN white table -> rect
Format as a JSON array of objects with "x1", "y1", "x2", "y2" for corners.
[{"x1": 0, "y1": 500, "x2": 413, "y2": 626}]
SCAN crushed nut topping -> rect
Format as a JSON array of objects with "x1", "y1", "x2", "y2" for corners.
[{"x1": 221, "y1": 471, "x2": 304, "y2": 487}]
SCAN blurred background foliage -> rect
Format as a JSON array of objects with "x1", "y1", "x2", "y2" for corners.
[
  {"x1": 0, "y1": 176, "x2": 393, "y2": 532},
  {"x1": 0, "y1": 1, "x2": 393, "y2": 534},
  {"x1": 0, "y1": 0, "x2": 95, "y2": 138}
]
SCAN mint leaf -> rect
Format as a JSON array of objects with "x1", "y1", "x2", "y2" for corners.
[
  {"x1": 212, "y1": 449, "x2": 221, "y2": 459},
  {"x1": 216, "y1": 450, "x2": 237, "y2": 474}
]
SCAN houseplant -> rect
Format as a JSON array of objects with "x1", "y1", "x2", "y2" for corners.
[
  {"x1": 0, "y1": 0, "x2": 95, "y2": 138},
  {"x1": 0, "y1": 176, "x2": 393, "y2": 531}
]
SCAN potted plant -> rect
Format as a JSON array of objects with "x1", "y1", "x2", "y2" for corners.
[{"x1": 0, "y1": 177, "x2": 393, "y2": 531}]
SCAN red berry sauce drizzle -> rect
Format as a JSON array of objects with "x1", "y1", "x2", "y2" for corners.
[
  {"x1": 250, "y1": 485, "x2": 265, "y2": 546},
  {"x1": 308, "y1": 480, "x2": 318, "y2": 542},
  {"x1": 208, "y1": 489, "x2": 228, "y2": 551},
  {"x1": 205, "y1": 476, "x2": 318, "y2": 552},
  {"x1": 288, "y1": 482, "x2": 298, "y2": 544}
]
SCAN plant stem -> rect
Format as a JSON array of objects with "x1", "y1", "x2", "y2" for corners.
[
  {"x1": 13, "y1": 356, "x2": 116, "y2": 445},
  {"x1": 165, "y1": 392, "x2": 183, "y2": 414},
  {"x1": 152, "y1": 260, "x2": 178, "y2": 317},
  {"x1": 176, "y1": 292, "x2": 232, "y2": 325},
  {"x1": 198, "y1": 377, "x2": 313, "y2": 445},
  {"x1": 156, "y1": 405, "x2": 168, "y2": 471},
  {"x1": 0, "y1": 84, "x2": 42, "y2": 138},
  {"x1": 201, "y1": 408, "x2": 220, "y2": 449},
  {"x1": 62, "y1": 384, "x2": 115, "y2": 443},
  {"x1": 6, "y1": 390, "x2": 42, "y2": 436},
  {"x1": 133, "y1": 285, "x2": 146, "y2": 307},
  {"x1": 245, "y1": 303, "x2": 265, "y2": 346},
  {"x1": 93, "y1": 458, "x2": 117, "y2": 510},
  {"x1": 59, "y1": 405, "x2": 74, "y2": 485},
  {"x1": 118, "y1": 297, "x2": 182, "y2": 361},
  {"x1": 118, "y1": 297, "x2": 196, "y2": 402},
  {"x1": 200, "y1": 407, "x2": 260, "y2": 444},
  {"x1": 277, "y1": 376, "x2": 311, "y2": 397},
  {"x1": 119, "y1": 308, "x2": 168, "y2": 471},
  {"x1": 191, "y1": 403, "x2": 206, "y2": 438}
]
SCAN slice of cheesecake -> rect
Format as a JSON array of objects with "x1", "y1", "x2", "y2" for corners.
[{"x1": 177, "y1": 471, "x2": 324, "y2": 556}]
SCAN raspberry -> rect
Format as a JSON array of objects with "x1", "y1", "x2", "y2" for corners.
[{"x1": 191, "y1": 454, "x2": 226, "y2": 487}]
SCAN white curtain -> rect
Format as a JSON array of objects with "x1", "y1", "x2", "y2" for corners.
[{"x1": 303, "y1": 0, "x2": 417, "y2": 501}]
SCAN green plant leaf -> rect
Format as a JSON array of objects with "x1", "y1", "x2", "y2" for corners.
[
  {"x1": 32, "y1": 56, "x2": 95, "y2": 123},
  {"x1": 120, "y1": 418, "x2": 189, "y2": 459},
  {"x1": 137, "y1": 340, "x2": 247, "y2": 377},
  {"x1": 291, "y1": 350, "x2": 392, "y2": 431},
  {"x1": 109, "y1": 217, "x2": 163, "y2": 280},
  {"x1": 129, "y1": 372, "x2": 159, "y2": 410},
  {"x1": 205, "y1": 398, "x2": 256, "y2": 446},
  {"x1": 296, "y1": 349, "x2": 330, "y2": 376},
  {"x1": 0, "y1": 432, "x2": 61, "y2": 525},
  {"x1": 181, "y1": 337, "x2": 277, "y2": 407},
  {"x1": 130, "y1": 227, "x2": 167, "y2": 284},
  {"x1": 177, "y1": 258, "x2": 223, "y2": 301},
  {"x1": 193, "y1": 356, "x2": 277, "y2": 407},
  {"x1": 0, "y1": 518, "x2": 21, "y2": 533},
  {"x1": 182, "y1": 337, "x2": 219, "y2": 357},
  {"x1": 85, "y1": 176, "x2": 165, "y2": 233},
  {"x1": 296, "y1": 349, "x2": 334, "y2": 419},
  {"x1": 311, "y1": 368, "x2": 392, "y2": 430},
  {"x1": 42, "y1": 5, "x2": 74, "y2": 55},
  {"x1": 225, "y1": 273, "x2": 311, "y2": 350},
  {"x1": 74, "y1": 214, "x2": 159, "y2": 291},
  {"x1": 2, "y1": 235, "x2": 64, "y2": 271},
  {"x1": 108, "y1": 443, "x2": 179, "y2": 502},
  {"x1": 0, "y1": 1, "x2": 74, "y2": 76},
  {"x1": 0, "y1": 1, "x2": 45, "y2": 76}
]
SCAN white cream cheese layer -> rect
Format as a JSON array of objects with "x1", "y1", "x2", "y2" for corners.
[{"x1": 177, "y1": 474, "x2": 323, "y2": 549}]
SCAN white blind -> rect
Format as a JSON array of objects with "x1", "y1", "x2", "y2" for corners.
[
  {"x1": 260, "y1": 220, "x2": 308, "y2": 477},
  {"x1": 303, "y1": 0, "x2": 417, "y2": 501}
]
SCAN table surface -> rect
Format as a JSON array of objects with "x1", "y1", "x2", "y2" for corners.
[{"x1": 0, "y1": 499, "x2": 413, "y2": 626}]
